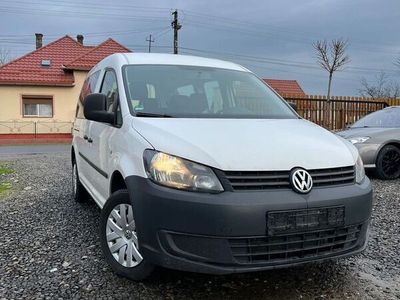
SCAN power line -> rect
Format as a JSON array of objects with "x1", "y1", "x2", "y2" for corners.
[
  {"x1": 0, "y1": 1, "x2": 398, "y2": 54},
  {"x1": 178, "y1": 46, "x2": 400, "y2": 75},
  {"x1": 180, "y1": 9, "x2": 400, "y2": 51},
  {"x1": 1, "y1": 0, "x2": 171, "y2": 12},
  {"x1": 179, "y1": 49, "x2": 364, "y2": 84},
  {"x1": 0, "y1": 5, "x2": 170, "y2": 22},
  {"x1": 0, "y1": 27, "x2": 169, "y2": 41},
  {"x1": 0, "y1": 2, "x2": 397, "y2": 55},
  {"x1": 153, "y1": 27, "x2": 171, "y2": 38}
]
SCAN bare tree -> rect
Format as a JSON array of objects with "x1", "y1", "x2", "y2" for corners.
[
  {"x1": 0, "y1": 48, "x2": 13, "y2": 66},
  {"x1": 313, "y1": 38, "x2": 350, "y2": 127},
  {"x1": 359, "y1": 72, "x2": 400, "y2": 99}
]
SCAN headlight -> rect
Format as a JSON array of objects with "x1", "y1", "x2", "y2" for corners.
[
  {"x1": 355, "y1": 155, "x2": 365, "y2": 184},
  {"x1": 349, "y1": 137, "x2": 370, "y2": 144},
  {"x1": 143, "y1": 150, "x2": 224, "y2": 193}
]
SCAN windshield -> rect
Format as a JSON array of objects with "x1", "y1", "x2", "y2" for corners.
[
  {"x1": 352, "y1": 108, "x2": 400, "y2": 128},
  {"x1": 122, "y1": 65, "x2": 296, "y2": 119}
]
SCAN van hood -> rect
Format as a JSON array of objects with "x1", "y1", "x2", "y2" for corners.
[{"x1": 132, "y1": 118, "x2": 357, "y2": 171}]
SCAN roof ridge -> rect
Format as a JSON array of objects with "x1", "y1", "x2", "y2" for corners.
[
  {"x1": 103, "y1": 37, "x2": 132, "y2": 53},
  {"x1": 264, "y1": 78, "x2": 299, "y2": 82},
  {"x1": 64, "y1": 37, "x2": 131, "y2": 68},
  {"x1": 0, "y1": 35, "x2": 82, "y2": 71}
]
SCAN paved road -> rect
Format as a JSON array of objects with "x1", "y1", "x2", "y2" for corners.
[{"x1": 0, "y1": 144, "x2": 70, "y2": 158}]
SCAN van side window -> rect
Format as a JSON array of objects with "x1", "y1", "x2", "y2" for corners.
[
  {"x1": 100, "y1": 69, "x2": 122, "y2": 126},
  {"x1": 100, "y1": 70, "x2": 119, "y2": 112},
  {"x1": 77, "y1": 70, "x2": 100, "y2": 119}
]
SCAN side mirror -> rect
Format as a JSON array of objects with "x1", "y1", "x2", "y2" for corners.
[
  {"x1": 288, "y1": 102, "x2": 298, "y2": 112},
  {"x1": 83, "y1": 93, "x2": 115, "y2": 124}
]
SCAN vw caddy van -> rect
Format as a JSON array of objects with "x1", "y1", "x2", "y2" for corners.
[{"x1": 72, "y1": 53, "x2": 372, "y2": 280}]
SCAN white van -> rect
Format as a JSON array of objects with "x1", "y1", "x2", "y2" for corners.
[{"x1": 72, "y1": 53, "x2": 372, "y2": 280}]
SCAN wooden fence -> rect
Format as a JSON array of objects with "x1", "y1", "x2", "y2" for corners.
[{"x1": 282, "y1": 94, "x2": 400, "y2": 130}]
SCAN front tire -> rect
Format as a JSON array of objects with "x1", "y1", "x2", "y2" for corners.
[
  {"x1": 99, "y1": 190, "x2": 154, "y2": 281},
  {"x1": 375, "y1": 145, "x2": 400, "y2": 180}
]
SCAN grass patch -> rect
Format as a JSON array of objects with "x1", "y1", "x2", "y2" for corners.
[
  {"x1": 0, "y1": 182, "x2": 12, "y2": 194},
  {"x1": 0, "y1": 164, "x2": 13, "y2": 197},
  {"x1": 0, "y1": 165, "x2": 14, "y2": 175}
]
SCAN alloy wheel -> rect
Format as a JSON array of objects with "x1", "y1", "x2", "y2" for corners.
[{"x1": 382, "y1": 149, "x2": 400, "y2": 177}]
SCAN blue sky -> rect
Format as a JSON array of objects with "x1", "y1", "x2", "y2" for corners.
[{"x1": 1, "y1": 0, "x2": 399, "y2": 95}]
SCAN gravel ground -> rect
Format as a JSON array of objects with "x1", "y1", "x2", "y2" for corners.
[{"x1": 0, "y1": 153, "x2": 399, "y2": 300}]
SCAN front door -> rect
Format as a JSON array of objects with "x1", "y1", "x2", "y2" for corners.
[{"x1": 86, "y1": 69, "x2": 121, "y2": 206}]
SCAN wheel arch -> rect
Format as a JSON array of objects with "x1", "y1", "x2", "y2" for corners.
[
  {"x1": 384, "y1": 141, "x2": 400, "y2": 150},
  {"x1": 376, "y1": 140, "x2": 400, "y2": 162},
  {"x1": 109, "y1": 170, "x2": 128, "y2": 196},
  {"x1": 71, "y1": 146, "x2": 76, "y2": 165}
]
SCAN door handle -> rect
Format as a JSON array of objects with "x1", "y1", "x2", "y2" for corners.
[
  {"x1": 87, "y1": 138, "x2": 93, "y2": 143},
  {"x1": 83, "y1": 135, "x2": 88, "y2": 140}
]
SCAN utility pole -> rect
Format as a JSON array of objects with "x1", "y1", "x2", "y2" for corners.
[
  {"x1": 146, "y1": 34, "x2": 154, "y2": 53},
  {"x1": 171, "y1": 9, "x2": 181, "y2": 54}
]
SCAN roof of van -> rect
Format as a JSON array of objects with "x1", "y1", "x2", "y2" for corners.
[{"x1": 115, "y1": 53, "x2": 250, "y2": 72}]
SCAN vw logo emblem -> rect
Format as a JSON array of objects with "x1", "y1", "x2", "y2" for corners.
[{"x1": 290, "y1": 168, "x2": 313, "y2": 194}]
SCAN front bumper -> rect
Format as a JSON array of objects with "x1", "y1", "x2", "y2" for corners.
[{"x1": 125, "y1": 176, "x2": 373, "y2": 274}]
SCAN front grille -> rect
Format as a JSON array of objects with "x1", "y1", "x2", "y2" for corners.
[
  {"x1": 229, "y1": 224, "x2": 362, "y2": 265},
  {"x1": 224, "y1": 166, "x2": 355, "y2": 191}
]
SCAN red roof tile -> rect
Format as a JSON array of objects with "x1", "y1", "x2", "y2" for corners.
[
  {"x1": 0, "y1": 36, "x2": 130, "y2": 86},
  {"x1": 64, "y1": 38, "x2": 131, "y2": 71},
  {"x1": 263, "y1": 79, "x2": 306, "y2": 96}
]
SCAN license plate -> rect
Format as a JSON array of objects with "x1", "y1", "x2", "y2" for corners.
[{"x1": 266, "y1": 206, "x2": 345, "y2": 236}]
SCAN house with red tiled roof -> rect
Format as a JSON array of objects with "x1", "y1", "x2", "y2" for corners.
[
  {"x1": 263, "y1": 79, "x2": 306, "y2": 96},
  {"x1": 0, "y1": 34, "x2": 130, "y2": 140}
]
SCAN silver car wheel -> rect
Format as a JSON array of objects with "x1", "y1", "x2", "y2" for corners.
[
  {"x1": 106, "y1": 203, "x2": 143, "y2": 268},
  {"x1": 72, "y1": 163, "x2": 78, "y2": 196}
]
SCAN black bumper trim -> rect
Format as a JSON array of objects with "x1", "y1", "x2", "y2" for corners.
[{"x1": 125, "y1": 175, "x2": 372, "y2": 274}]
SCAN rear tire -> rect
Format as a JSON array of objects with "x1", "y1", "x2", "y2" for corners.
[
  {"x1": 375, "y1": 145, "x2": 400, "y2": 180},
  {"x1": 72, "y1": 159, "x2": 89, "y2": 202},
  {"x1": 99, "y1": 190, "x2": 154, "y2": 281}
]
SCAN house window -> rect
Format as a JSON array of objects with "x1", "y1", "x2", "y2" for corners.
[{"x1": 22, "y1": 96, "x2": 53, "y2": 117}]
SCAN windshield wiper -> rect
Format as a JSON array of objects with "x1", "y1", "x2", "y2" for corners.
[{"x1": 134, "y1": 112, "x2": 174, "y2": 118}]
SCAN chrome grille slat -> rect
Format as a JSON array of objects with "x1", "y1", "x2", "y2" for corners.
[
  {"x1": 313, "y1": 176, "x2": 355, "y2": 184},
  {"x1": 229, "y1": 181, "x2": 290, "y2": 187},
  {"x1": 310, "y1": 169, "x2": 354, "y2": 177},
  {"x1": 224, "y1": 166, "x2": 355, "y2": 191}
]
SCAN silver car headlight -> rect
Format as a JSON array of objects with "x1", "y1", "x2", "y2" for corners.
[
  {"x1": 349, "y1": 136, "x2": 370, "y2": 144},
  {"x1": 143, "y1": 150, "x2": 224, "y2": 193},
  {"x1": 355, "y1": 155, "x2": 365, "y2": 184}
]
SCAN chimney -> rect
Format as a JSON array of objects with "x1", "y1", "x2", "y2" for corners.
[
  {"x1": 35, "y1": 33, "x2": 43, "y2": 49},
  {"x1": 76, "y1": 34, "x2": 84, "y2": 45}
]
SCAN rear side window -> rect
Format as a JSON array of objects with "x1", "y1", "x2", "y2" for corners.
[{"x1": 76, "y1": 70, "x2": 100, "y2": 119}]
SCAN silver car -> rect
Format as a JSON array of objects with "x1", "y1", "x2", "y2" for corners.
[{"x1": 337, "y1": 106, "x2": 400, "y2": 179}]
